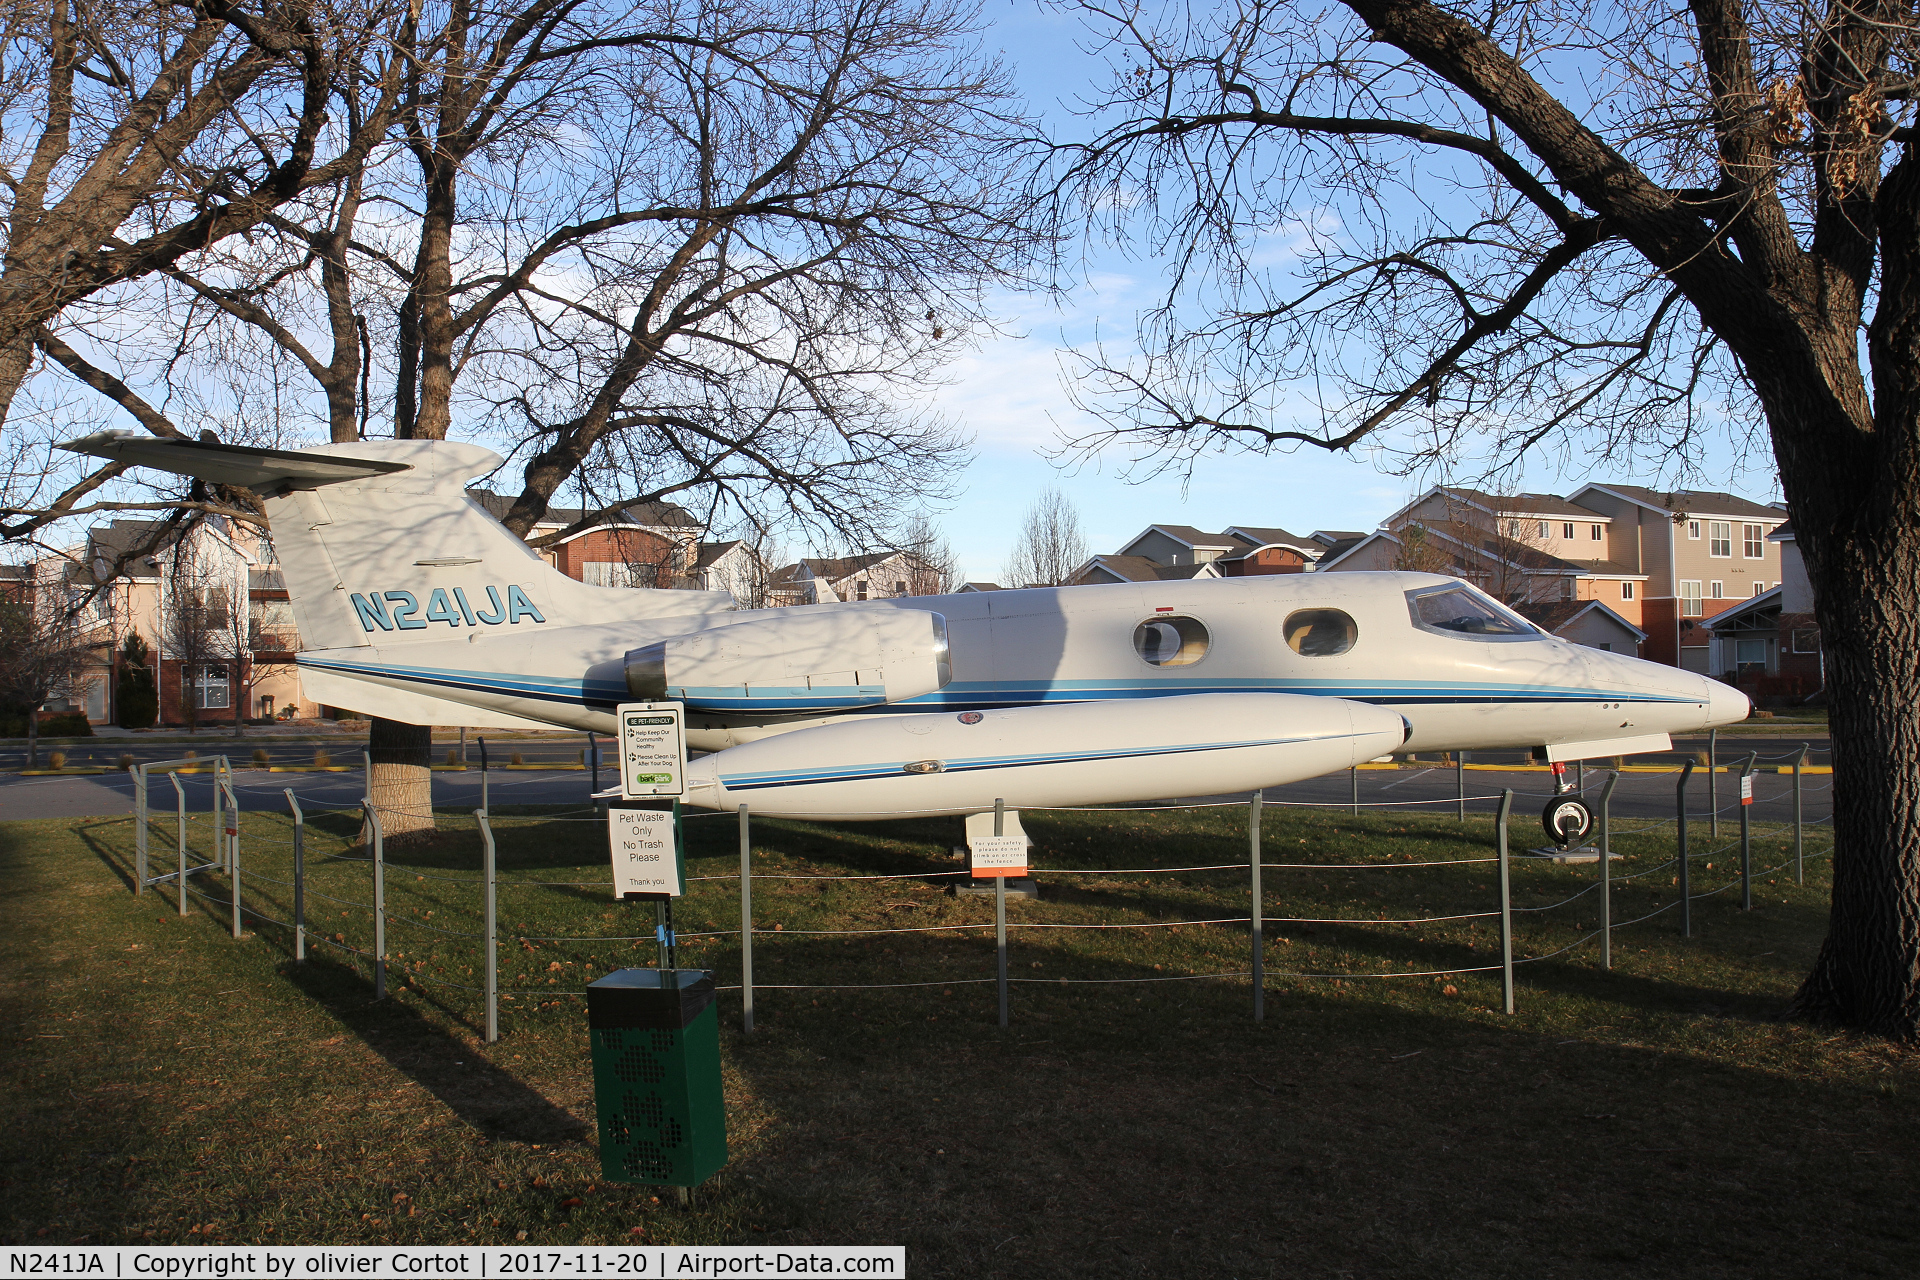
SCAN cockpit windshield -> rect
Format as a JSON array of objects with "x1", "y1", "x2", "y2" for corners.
[{"x1": 1406, "y1": 583, "x2": 1540, "y2": 638}]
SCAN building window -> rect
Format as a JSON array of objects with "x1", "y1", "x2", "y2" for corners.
[
  {"x1": 1596, "y1": 642, "x2": 1612, "y2": 652},
  {"x1": 1752, "y1": 581, "x2": 1768, "y2": 597},
  {"x1": 582, "y1": 561, "x2": 657, "y2": 588},
  {"x1": 1563, "y1": 577, "x2": 1576, "y2": 600},
  {"x1": 195, "y1": 665, "x2": 230, "y2": 710},
  {"x1": 1744, "y1": 524, "x2": 1765, "y2": 557},
  {"x1": 1536, "y1": 521, "x2": 1549, "y2": 539},
  {"x1": 1710, "y1": 581, "x2": 1724, "y2": 599},
  {"x1": 894, "y1": 580, "x2": 908, "y2": 594},
  {"x1": 1709, "y1": 521, "x2": 1732, "y2": 557},
  {"x1": 1590, "y1": 524, "x2": 1603, "y2": 540},
  {"x1": 1735, "y1": 639, "x2": 1768, "y2": 673},
  {"x1": 1620, "y1": 581, "x2": 1635, "y2": 600},
  {"x1": 1688, "y1": 520, "x2": 1701, "y2": 539},
  {"x1": 854, "y1": 580, "x2": 868, "y2": 601},
  {"x1": 1680, "y1": 581, "x2": 1703, "y2": 616},
  {"x1": 1793, "y1": 627, "x2": 1821, "y2": 653},
  {"x1": 1562, "y1": 522, "x2": 1575, "y2": 540}
]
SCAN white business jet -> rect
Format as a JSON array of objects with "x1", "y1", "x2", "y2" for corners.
[{"x1": 61, "y1": 434, "x2": 1748, "y2": 839}]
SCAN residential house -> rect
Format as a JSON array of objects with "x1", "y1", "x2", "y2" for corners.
[
  {"x1": 1514, "y1": 601, "x2": 1649, "y2": 655},
  {"x1": 1069, "y1": 523, "x2": 1324, "y2": 585},
  {"x1": 768, "y1": 551, "x2": 946, "y2": 605},
  {"x1": 466, "y1": 490, "x2": 704, "y2": 588},
  {"x1": 1701, "y1": 522, "x2": 1821, "y2": 701}
]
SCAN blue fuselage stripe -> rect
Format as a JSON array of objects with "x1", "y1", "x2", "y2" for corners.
[{"x1": 297, "y1": 657, "x2": 1692, "y2": 715}]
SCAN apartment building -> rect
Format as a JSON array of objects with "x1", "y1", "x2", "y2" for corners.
[
  {"x1": 1070, "y1": 524, "x2": 1325, "y2": 584},
  {"x1": 1565, "y1": 485, "x2": 1787, "y2": 671}
]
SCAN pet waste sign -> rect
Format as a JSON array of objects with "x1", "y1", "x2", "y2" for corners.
[
  {"x1": 608, "y1": 807, "x2": 685, "y2": 897},
  {"x1": 617, "y1": 700, "x2": 686, "y2": 797}
]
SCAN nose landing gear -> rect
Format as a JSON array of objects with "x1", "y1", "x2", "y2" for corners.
[{"x1": 1541, "y1": 761, "x2": 1594, "y2": 846}]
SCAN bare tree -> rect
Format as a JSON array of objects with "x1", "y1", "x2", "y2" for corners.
[
  {"x1": 1048, "y1": 0, "x2": 1920, "y2": 1037},
  {"x1": 1003, "y1": 487, "x2": 1089, "y2": 588},
  {"x1": 0, "y1": 573, "x2": 90, "y2": 766},
  {"x1": 0, "y1": 0, "x2": 403, "y2": 432},
  {"x1": 897, "y1": 514, "x2": 959, "y2": 595},
  {"x1": 10, "y1": 0, "x2": 1043, "y2": 842}
]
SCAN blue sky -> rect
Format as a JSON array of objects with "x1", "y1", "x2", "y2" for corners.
[{"x1": 921, "y1": 2, "x2": 1785, "y2": 584}]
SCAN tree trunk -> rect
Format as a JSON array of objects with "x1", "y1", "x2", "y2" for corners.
[
  {"x1": 1785, "y1": 423, "x2": 1920, "y2": 1039},
  {"x1": 364, "y1": 717, "x2": 436, "y2": 845}
]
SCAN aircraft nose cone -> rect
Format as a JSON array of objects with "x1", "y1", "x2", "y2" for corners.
[{"x1": 1705, "y1": 677, "x2": 1751, "y2": 728}]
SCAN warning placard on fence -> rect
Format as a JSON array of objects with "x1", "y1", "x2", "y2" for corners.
[
  {"x1": 968, "y1": 834, "x2": 1028, "y2": 878},
  {"x1": 617, "y1": 701, "x2": 686, "y2": 798},
  {"x1": 609, "y1": 807, "x2": 683, "y2": 897},
  {"x1": 1740, "y1": 774, "x2": 1754, "y2": 805}
]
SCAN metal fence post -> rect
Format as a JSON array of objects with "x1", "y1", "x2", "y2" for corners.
[
  {"x1": 995, "y1": 797, "x2": 1009, "y2": 1029},
  {"x1": 477, "y1": 808, "x2": 497, "y2": 1042},
  {"x1": 1350, "y1": 765, "x2": 1359, "y2": 814},
  {"x1": 739, "y1": 804, "x2": 754, "y2": 1033},
  {"x1": 225, "y1": 779, "x2": 242, "y2": 939},
  {"x1": 135, "y1": 764, "x2": 148, "y2": 895},
  {"x1": 212, "y1": 761, "x2": 226, "y2": 874},
  {"x1": 478, "y1": 736, "x2": 489, "y2": 812},
  {"x1": 1793, "y1": 743, "x2": 1807, "y2": 884},
  {"x1": 1457, "y1": 751, "x2": 1466, "y2": 821},
  {"x1": 364, "y1": 799, "x2": 387, "y2": 1000},
  {"x1": 1497, "y1": 789, "x2": 1514, "y2": 1014},
  {"x1": 1677, "y1": 760, "x2": 1694, "y2": 938},
  {"x1": 1739, "y1": 750, "x2": 1756, "y2": 910},
  {"x1": 172, "y1": 772, "x2": 189, "y2": 916},
  {"x1": 286, "y1": 790, "x2": 306, "y2": 962},
  {"x1": 1598, "y1": 772, "x2": 1618, "y2": 971},
  {"x1": 588, "y1": 732, "x2": 600, "y2": 798},
  {"x1": 1250, "y1": 789, "x2": 1264, "y2": 1022},
  {"x1": 1709, "y1": 727, "x2": 1719, "y2": 839},
  {"x1": 363, "y1": 749, "x2": 373, "y2": 810}
]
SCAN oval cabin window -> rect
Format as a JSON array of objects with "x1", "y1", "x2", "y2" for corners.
[
  {"x1": 1134, "y1": 615, "x2": 1210, "y2": 667},
  {"x1": 1284, "y1": 608, "x2": 1358, "y2": 657}
]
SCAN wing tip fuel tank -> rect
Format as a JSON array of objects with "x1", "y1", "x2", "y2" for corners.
[{"x1": 682, "y1": 693, "x2": 1407, "y2": 819}]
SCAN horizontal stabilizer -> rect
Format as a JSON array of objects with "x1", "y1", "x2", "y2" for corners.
[{"x1": 58, "y1": 431, "x2": 411, "y2": 490}]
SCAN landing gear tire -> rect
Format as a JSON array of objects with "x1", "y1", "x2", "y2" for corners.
[{"x1": 1542, "y1": 797, "x2": 1595, "y2": 847}]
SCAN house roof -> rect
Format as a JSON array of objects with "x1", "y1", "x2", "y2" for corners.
[
  {"x1": 1311, "y1": 530, "x2": 1366, "y2": 546},
  {"x1": 1704, "y1": 585, "x2": 1784, "y2": 631},
  {"x1": 1574, "y1": 483, "x2": 1784, "y2": 522},
  {"x1": 1514, "y1": 600, "x2": 1649, "y2": 643},
  {"x1": 955, "y1": 581, "x2": 1002, "y2": 592},
  {"x1": 1312, "y1": 531, "x2": 1393, "y2": 570},
  {"x1": 1444, "y1": 487, "x2": 1609, "y2": 521},
  {"x1": 1074, "y1": 554, "x2": 1220, "y2": 584},
  {"x1": 1139, "y1": 524, "x2": 1237, "y2": 550},
  {"x1": 1222, "y1": 526, "x2": 1319, "y2": 553},
  {"x1": 1768, "y1": 522, "x2": 1796, "y2": 542},
  {"x1": 693, "y1": 540, "x2": 742, "y2": 570},
  {"x1": 466, "y1": 488, "x2": 701, "y2": 531}
]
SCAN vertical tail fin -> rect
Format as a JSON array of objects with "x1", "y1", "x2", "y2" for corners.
[{"x1": 57, "y1": 434, "x2": 735, "y2": 653}]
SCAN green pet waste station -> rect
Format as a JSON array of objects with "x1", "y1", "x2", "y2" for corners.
[{"x1": 587, "y1": 968, "x2": 728, "y2": 1187}]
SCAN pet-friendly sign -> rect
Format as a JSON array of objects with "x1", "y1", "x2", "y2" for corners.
[{"x1": 617, "y1": 701, "x2": 687, "y2": 798}]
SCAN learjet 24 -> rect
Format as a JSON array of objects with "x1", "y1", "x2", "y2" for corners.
[{"x1": 61, "y1": 433, "x2": 1750, "y2": 841}]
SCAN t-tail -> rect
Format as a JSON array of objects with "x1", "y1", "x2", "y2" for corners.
[{"x1": 58, "y1": 433, "x2": 735, "y2": 726}]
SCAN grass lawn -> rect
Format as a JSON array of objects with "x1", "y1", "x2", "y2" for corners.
[{"x1": 2, "y1": 797, "x2": 1915, "y2": 1278}]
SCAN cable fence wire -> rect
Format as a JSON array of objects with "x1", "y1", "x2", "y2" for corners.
[{"x1": 126, "y1": 780, "x2": 1831, "y2": 1037}]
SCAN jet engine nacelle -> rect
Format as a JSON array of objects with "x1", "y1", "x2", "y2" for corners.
[
  {"x1": 683, "y1": 692, "x2": 1409, "y2": 819},
  {"x1": 626, "y1": 607, "x2": 949, "y2": 714}
]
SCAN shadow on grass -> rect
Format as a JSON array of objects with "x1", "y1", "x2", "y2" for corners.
[{"x1": 281, "y1": 954, "x2": 589, "y2": 1146}]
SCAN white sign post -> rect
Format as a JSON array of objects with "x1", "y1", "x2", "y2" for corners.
[
  {"x1": 608, "y1": 807, "x2": 684, "y2": 898},
  {"x1": 616, "y1": 701, "x2": 687, "y2": 798}
]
